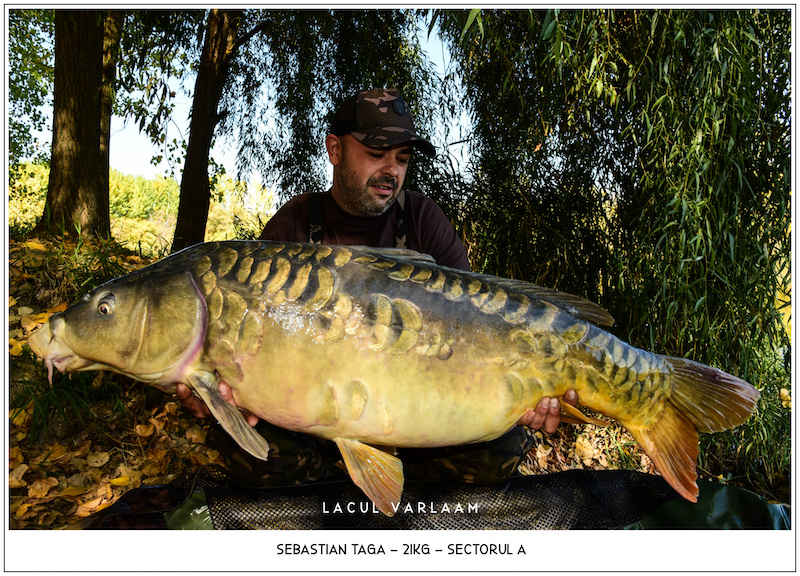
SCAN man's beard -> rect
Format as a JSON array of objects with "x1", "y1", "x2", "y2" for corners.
[{"x1": 335, "y1": 172, "x2": 399, "y2": 217}]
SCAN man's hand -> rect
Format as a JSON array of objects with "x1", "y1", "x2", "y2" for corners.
[
  {"x1": 517, "y1": 390, "x2": 578, "y2": 435},
  {"x1": 175, "y1": 382, "x2": 259, "y2": 427}
]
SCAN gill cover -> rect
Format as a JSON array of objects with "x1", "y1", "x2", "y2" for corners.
[{"x1": 60, "y1": 271, "x2": 206, "y2": 382}]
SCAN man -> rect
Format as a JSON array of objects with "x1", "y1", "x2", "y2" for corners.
[{"x1": 178, "y1": 88, "x2": 576, "y2": 484}]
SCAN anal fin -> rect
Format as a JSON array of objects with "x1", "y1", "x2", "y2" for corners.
[
  {"x1": 335, "y1": 438, "x2": 404, "y2": 516},
  {"x1": 560, "y1": 402, "x2": 609, "y2": 427},
  {"x1": 188, "y1": 371, "x2": 271, "y2": 461}
]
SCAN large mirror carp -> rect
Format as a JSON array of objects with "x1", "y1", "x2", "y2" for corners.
[{"x1": 29, "y1": 240, "x2": 759, "y2": 516}]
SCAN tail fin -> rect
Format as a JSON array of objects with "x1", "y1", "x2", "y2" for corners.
[{"x1": 625, "y1": 357, "x2": 760, "y2": 502}]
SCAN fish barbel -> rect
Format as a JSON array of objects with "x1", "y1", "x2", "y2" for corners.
[{"x1": 28, "y1": 240, "x2": 759, "y2": 515}]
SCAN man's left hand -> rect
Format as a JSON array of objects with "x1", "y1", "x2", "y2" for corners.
[{"x1": 517, "y1": 389, "x2": 578, "y2": 434}]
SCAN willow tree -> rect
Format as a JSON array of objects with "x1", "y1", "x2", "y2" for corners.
[
  {"x1": 218, "y1": 9, "x2": 435, "y2": 203},
  {"x1": 165, "y1": 9, "x2": 435, "y2": 250},
  {"x1": 435, "y1": 9, "x2": 791, "y2": 490}
]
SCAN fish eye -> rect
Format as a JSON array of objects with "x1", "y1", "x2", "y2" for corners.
[{"x1": 97, "y1": 294, "x2": 115, "y2": 315}]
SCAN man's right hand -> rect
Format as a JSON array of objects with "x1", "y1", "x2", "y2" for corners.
[{"x1": 175, "y1": 382, "x2": 259, "y2": 427}]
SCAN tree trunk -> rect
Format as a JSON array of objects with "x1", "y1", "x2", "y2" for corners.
[
  {"x1": 99, "y1": 11, "x2": 122, "y2": 233},
  {"x1": 36, "y1": 10, "x2": 116, "y2": 238},
  {"x1": 171, "y1": 9, "x2": 241, "y2": 252}
]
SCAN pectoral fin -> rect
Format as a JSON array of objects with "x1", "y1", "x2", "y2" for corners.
[
  {"x1": 559, "y1": 402, "x2": 609, "y2": 427},
  {"x1": 335, "y1": 438, "x2": 404, "y2": 516},
  {"x1": 188, "y1": 371, "x2": 270, "y2": 460}
]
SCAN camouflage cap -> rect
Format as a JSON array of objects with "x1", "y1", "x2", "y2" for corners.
[{"x1": 330, "y1": 88, "x2": 436, "y2": 157}]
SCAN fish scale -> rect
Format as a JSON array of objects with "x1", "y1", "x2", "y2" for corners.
[{"x1": 28, "y1": 240, "x2": 760, "y2": 516}]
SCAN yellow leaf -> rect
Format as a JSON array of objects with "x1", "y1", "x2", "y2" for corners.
[
  {"x1": 8, "y1": 339, "x2": 24, "y2": 356},
  {"x1": 9, "y1": 296, "x2": 18, "y2": 307},
  {"x1": 46, "y1": 302, "x2": 68, "y2": 314},
  {"x1": 58, "y1": 486, "x2": 88, "y2": 497},
  {"x1": 24, "y1": 240, "x2": 48, "y2": 251},
  {"x1": 109, "y1": 476, "x2": 130, "y2": 487},
  {"x1": 15, "y1": 502, "x2": 33, "y2": 518},
  {"x1": 17, "y1": 306, "x2": 33, "y2": 317},
  {"x1": 135, "y1": 424, "x2": 154, "y2": 437},
  {"x1": 28, "y1": 312, "x2": 50, "y2": 323},
  {"x1": 9, "y1": 406, "x2": 31, "y2": 427}
]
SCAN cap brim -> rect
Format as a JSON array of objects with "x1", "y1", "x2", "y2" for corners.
[
  {"x1": 356, "y1": 131, "x2": 436, "y2": 158},
  {"x1": 408, "y1": 139, "x2": 436, "y2": 158}
]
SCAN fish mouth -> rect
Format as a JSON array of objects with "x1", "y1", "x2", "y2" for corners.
[{"x1": 28, "y1": 318, "x2": 95, "y2": 384}]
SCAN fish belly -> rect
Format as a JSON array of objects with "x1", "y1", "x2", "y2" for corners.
[{"x1": 228, "y1": 334, "x2": 541, "y2": 448}]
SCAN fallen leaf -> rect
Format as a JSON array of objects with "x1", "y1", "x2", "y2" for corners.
[
  {"x1": 135, "y1": 424, "x2": 154, "y2": 437},
  {"x1": 109, "y1": 476, "x2": 130, "y2": 487},
  {"x1": 116, "y1": 464, "x2": 143, "y2": 483},
  {"x1": 536, "y1": 444, "x2": 552, "y2": 468},
  {"x1": 46, "y1": 302, "x2": 68, "y2": 315},
  {"x1": 185, "y1": 424, "x2": 207, "y2": 444},
  {"x1": 149, "y1": 416, "x2": 166, "y2": 433},
  {"x1": 142, "y1": 463, "x2": 162, "y2": 477},
  {"x1": 147, "y1": 448, "x2": 168, "y2": 464},
  {"x1": 24, "y1": 240, "x2": 48, "y2": 251},
  {"x1": 17, "y1": 306, "x2": 33, "y2": 317},
  {"x1": 86, "y1": 452, "x2": 110, "y2": 468},
  {"x1": 27, "y1": 312, "x2": 51, "y2": 324},
  {"x1": 66, "y1": 471, "x2": 87, "y2": 488},
  {"x1": 9, "y1": 405, "x2": 32, "y2": 427},
  {"x1": 15, "y1": 502, "x2": 34, "y2": 518},
  {"x1": 9, "y1": 464, "x2": 29, "y2": 489},
  {"x1": 58, "y1": 486, "x2": 88, "y2": 497},
  {"x1": 8, "y1": 339, "x2": 24, "y2": 356},
  {"x1": 9, "y1": 446, "x2": 24, "y2": 469},
  {"x1": 20, "y1": 316, "x2": 42, "y2": 333},
  {"x1": 575, "y1": 436, "x2": 594, "y2": 466},
  {"x1": 28, "y1": 477, "x2": 58, "y2": 498},
  {"x1": 74, "y1": 496, "x2": 106, "y2": 518},
  {"x1": 44, "y1": 444, "x2": 72, "y2": 464},
  {"x1": 9, "y1": 295, "x2": 18, "y2": 307}
]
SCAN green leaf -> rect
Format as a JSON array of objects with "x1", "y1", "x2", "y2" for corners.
[{"x1": 461, "y1": 9, "x2": 482, "y2": 40}]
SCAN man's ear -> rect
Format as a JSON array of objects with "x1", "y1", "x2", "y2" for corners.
[{"x1": 325, "y1": 134, "x2": 342, "y2": 166}]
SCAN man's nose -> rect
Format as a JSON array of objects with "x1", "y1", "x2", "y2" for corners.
[{"x1": 380, "y1": 156, "x2": 401, "y2": 177}]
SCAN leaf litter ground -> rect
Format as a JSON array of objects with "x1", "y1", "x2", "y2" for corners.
[{"x1": 8, "y1": 234, "x2": 652, "y2": 529}]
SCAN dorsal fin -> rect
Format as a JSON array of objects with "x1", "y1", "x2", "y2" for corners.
[
  {"x1": 356, "y1": 246, "x2": 437, "y2": 265},
  {"x1": 467, "y1": 273, "x2": 615, "y2": 327}
]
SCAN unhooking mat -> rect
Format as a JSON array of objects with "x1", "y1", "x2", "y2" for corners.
[{"x1": 71, "y1": 464, "x2": 789, "y2": 530}]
